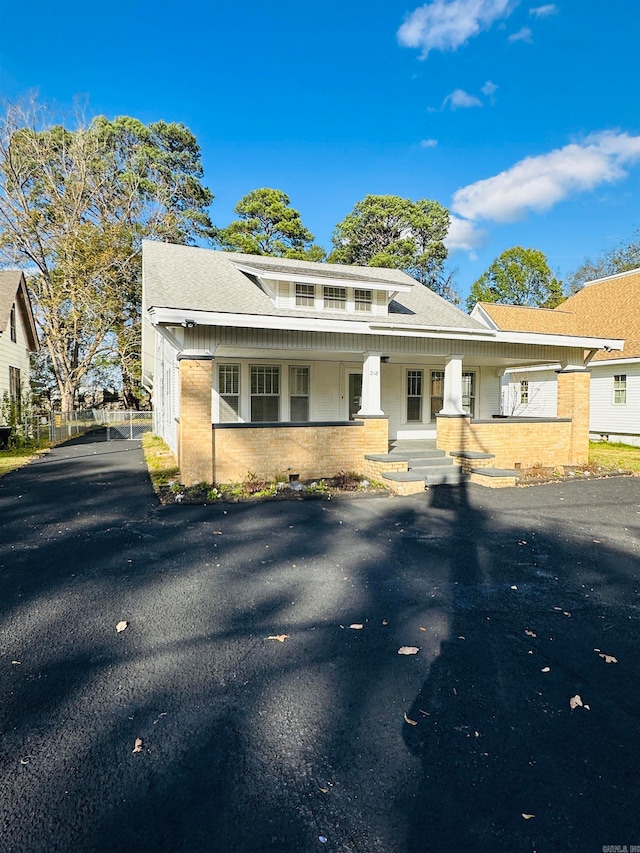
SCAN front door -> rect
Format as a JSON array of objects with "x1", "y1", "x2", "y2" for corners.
[{"x1": 348, "y1": 373, "x2": 363, "y2": 420}]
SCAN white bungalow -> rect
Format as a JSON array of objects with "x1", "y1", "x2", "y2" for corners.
[
  {"x1": 0, "y1": 271, "x2": 39, "y2": 428},
  {"x1": 142, "y1": 242, "x2": 622, "y2": 491}
]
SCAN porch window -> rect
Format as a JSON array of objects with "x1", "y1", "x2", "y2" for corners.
[
  {"x1": 323, "y1": 286, "x2": 346, "y2": 310},
  {"x1": 295, "y1": 283, "x2": 315, "y2": 307},
  {"x1": 354, "y1": 289, "x2": 373, "y2": 312},
  {"x1": 520, "y1": 380, "x2": 529, "y2": 405},
  {"x1": 10, "y1": 304, "x2": 16, "y2": 342},
  {"x1": 407, "y1": 370, "x2": 423, "y2": 422},
  {"x1": 289, "y1": 366, "x2": 310, "y2": 421},
  {"x1": 462, "y1": 372, "x2": 476, "y2": 417},
  {"x1": 614, "y1": 374, "x2": 627, "y2": 405},
  {"x1": 430, "y1": 370, "x2": 444, "y2": 420},
  {"x1": 251, "y1": 365, "x2": 280, "y2": 421},
  {"x1": 219, "y1": 364, "x2": 240, "y2": 422}
]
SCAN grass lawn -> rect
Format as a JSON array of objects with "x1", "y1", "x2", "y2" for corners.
[
  {"x1": 141, "y1": 433, "x2": 180, "y2": 493},
  {"x1": 0, "y1": 444, "x2": 50, "y2": 478},
  {"x1": 589, "y1": 440, "x2": 640, "y2": 474}
]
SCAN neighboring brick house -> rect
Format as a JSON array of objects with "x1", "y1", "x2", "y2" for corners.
[
  {"x1": 478, "y1": 268, "x2": 640, "y2": 448},
  {"x1": 0, "y1": 271, "x2": 39, "y2": 422},
  {"x1": 142, "y1": 241, "x2": 622, "y2": 489}
]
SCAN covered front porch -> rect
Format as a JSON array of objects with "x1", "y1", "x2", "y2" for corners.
[{"x1": 176, "y1": 345, "x2": 590, "y2": 490}]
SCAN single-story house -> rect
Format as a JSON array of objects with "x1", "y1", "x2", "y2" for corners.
[
  {"x1": 0, "y1": 271, "x2": 39, "y2": 424},
  {"x1": 475, "y1": 268, "x2": 640, "y2": 448},
  {"x1": 142, "y1": 241, "x2": 623, "y2": 491}
]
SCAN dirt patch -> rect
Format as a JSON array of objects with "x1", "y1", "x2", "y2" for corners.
[{"x1": 518, "y1": 462, "x2": 634, "y2": 485}]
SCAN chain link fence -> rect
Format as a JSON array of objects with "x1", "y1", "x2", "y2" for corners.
[{"x1": 1, "y1": 409, "x2": 152, "y2": 445}]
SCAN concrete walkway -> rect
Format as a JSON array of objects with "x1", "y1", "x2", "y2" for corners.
[{"x1": 1, "y1": 433, "x2": 639, "y2": 852}]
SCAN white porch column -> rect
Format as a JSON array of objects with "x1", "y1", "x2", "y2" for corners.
[
  {"x1": 440, "y1": 354, "x2": 466, "y2": 415},
  {"x1": 358, "y1": 351, "x2": 384, "y2": 416}
]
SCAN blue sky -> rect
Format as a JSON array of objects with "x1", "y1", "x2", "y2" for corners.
[{"x1": 1, "y1": 0, "x2": 639, "y2": 301}]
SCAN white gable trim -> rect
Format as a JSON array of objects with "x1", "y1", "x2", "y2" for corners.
[{"x1": 233, "y1": 263, "x2": 413, "y2": 294}]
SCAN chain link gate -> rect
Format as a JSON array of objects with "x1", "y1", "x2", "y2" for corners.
[{"x1": 105, "y1": 411, "x2": 153, "y2": 440}]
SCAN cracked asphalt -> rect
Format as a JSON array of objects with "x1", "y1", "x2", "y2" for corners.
[{"x1": 1, "y1": 431, "x2": 639, "y2": 852}]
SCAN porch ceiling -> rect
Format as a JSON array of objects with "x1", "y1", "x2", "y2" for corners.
[{"x1": 212, "y1": 344, "x2": 567, "y2": 369}]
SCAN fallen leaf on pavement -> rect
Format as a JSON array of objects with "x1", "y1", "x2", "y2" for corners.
[
  {"x1": 382, "y1": 619, "x2": 389, "y2": 626},
  {"x1": 569, "y1": 694, "x2": 583, "y2": 710},
  {"x1": 398, "y1": 646, "x2": 419, "y2": 655},
  {"x1": 319, "y1": 787, "x2": 329, "y2": 794},
  {"x1": 521, "y1": 813, "x2": 535, "y2": 820},
  {"x1": 116, "y1": 621, "x2": 128, "y2": 633},
  {"x1": 349, "y1": 623, "x2": 364, "y2": 630},
  {"x1": 598, "y1": 653, "x2": 618, "y2": 664},
  {"x1": 541, "y1": 667, "x2": 550, "y2": 673},
  {"x1": 266, "y1": 635, "x2": 289, "y2": 643},
  {"x1": 404, "y1": 712, "x2": 418, "y2": 726},
  {"x1": 525, "y1": 630, "x2": 537, "y2": 637},
  {"x1": 419, "y1": 626, "x2": 427, "y2": 631},
  {"x1": 132, "y1": 738, "x2": 143, "y2": 753}
]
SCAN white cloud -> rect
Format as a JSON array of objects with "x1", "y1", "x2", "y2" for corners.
[
  {"x1": 443, "y1": 88, "x2": 483, "y2": 109},
  {"x1": 398, "y1": 0, "x2": 515, "y2": 58},
  {"x1": 508, "y1": 26, "x2": 533, "y2": 42},
  {"x1": 481, "y1": 80, "x2": 498, "y2": 95},
  {"x1": 420, "y1": 138, "x2": 439, "y2": 148},
  {"x1": 444, "y1": 216, "x2": 487, "y2": 253},
  {"x1": 530, "y1": 4, "x2": 557, "y2": 17},
  {"x1": 451, "y1": 131, "x2": 640, "y2": 223}
]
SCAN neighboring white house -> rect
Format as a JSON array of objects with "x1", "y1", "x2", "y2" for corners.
[
  {"x1": 477, "y1": 268, "x2": 640, "y2": 447},
  {"x1": 142, "y1": 241, "x2": 622, "y2": 488},
  {"x1": 0, "y1": 271, "x2": 39, "y2": 421}
]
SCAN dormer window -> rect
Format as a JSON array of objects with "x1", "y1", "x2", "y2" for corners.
[
  {"x1": 354, "y1": 289, "x2": 372, "y2": 312},
  {"x1": 323, "y1": 286, "x2": 346, "y2": 310},
  {"x1": 295, "y1": 283, "x2": 315, "y2": 307}
]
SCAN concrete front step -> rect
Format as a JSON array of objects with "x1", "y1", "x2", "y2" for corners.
[
  {"x1": 382, "y1": 465, "x2": 465, "y2": 489},
  {"x1": 469, "y1": 467, "x2": 519, "y2": 488}
]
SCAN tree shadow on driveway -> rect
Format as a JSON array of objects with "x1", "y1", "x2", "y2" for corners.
[
  {"x1": 1, "y1": 436, "x2": 639, "y2": 852},
  {"x1": 403, "y1": 480, "x2": 640, "y2": 852}
]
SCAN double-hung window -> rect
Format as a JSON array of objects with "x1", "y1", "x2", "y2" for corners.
[
  {"x1": 251, "y1": 365, "x2": 280, "y2": 422},
  {"x1": 295, "y1": 283, "x2": 315, "y2": 307},
  {"x1": 462, "y1": 372, "x2": 476, "y2": 417},
  {"x1": 323, "y1": 286, "x2": 346, "y2": 310},
  {"x1": 520, "y1": 380, "x2": 529, "y2": 405},
  {"x1": 219, "y1": 364, "x2": 240, "y2": 422},
  {"x1": 289, "y1": 366, "x2": 310, "y2": 421},
  {"x1": 614, "y1": 374, "x2": 627, "y2": 405},
  {"x1": 354, "y1": 289, "x2": 373, "y2": 312},
  {"x1": 430, "y1": 370, "x2": 444, "y2": 420},
  {"x1": 9, "y1": 366, "x2": 21, "y2": 418},
  {"x1": 407, "y1": 370, "x2": 423, "y2": 422}
]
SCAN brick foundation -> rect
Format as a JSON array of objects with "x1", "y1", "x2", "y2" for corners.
[
  {"x1": 177, "y1": 355, "x2": 214, "y2": 486},
  {"x1": 436, "y1": 415, "x2": 574, "y2": 469},
  {"x1": 557, "y1": 370, "x2": 590, "y2": 464},
  {"x1": 212, "y1": 417, "x2": 389, "y2": 484}
]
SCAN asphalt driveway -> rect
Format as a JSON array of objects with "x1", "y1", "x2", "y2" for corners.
[{"x1": 1, "y1": 433, "x2": 639, "y2": 853}]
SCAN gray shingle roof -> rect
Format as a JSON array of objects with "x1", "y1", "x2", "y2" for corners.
[{"x1": 142, "y1": 241, "x2": 485, "y2": 332}]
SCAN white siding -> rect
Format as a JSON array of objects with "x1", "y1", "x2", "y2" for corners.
[
  {"x1": 153, "y1": 332, "x2": 180, "y2": 453},
  {"x1": 502, "y1": 369, "x2": 558, "y2": 417},
  {"x1": 590, "y1": 362, "x2": 640, "y2": 441},
  {"x1": 477, "y1": 366, "x2": 501, "y2": 419},
  {"x1": 0, "y1": 301, "x2": 32, "y2": 405}
]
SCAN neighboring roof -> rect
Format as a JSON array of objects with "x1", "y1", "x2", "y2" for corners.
[
  {"x1": 559, "y1": 268, "x2": 640, "y2": 361},
  {"x1": 474, "y1": 303, "x2": 582, "y2": 336},
  {"x1": 475, "y1": 267, "x2": 640, "y2": 360},
  {"x1": 142, "y1": 241, "x2": 486, "y2": 332},
  {"x1": 0, "y1": 270, "x2": 39, "y2": 352}
]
